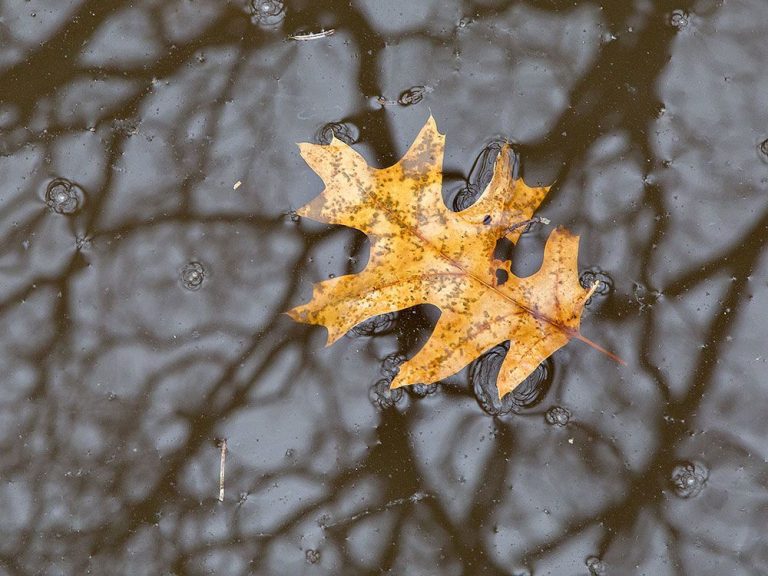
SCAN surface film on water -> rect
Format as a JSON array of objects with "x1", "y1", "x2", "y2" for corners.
[{"x1": 1, "y1": 0, "x2": 767, "y2": 574}]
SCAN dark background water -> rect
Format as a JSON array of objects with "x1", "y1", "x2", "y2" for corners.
[{"x1": 2, "y1": 0, "x2": 768, "y2": 574}]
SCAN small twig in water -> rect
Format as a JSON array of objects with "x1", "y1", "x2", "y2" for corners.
[
  {"x1": 505, "y1": 215, "x2": 551, "y2": 234},
  {"x1": 217, "y1": 438, "x2": 227, "y2": 502},
  {"x1": 319, "y1": 492, "x2": 431, "y2": 528},
  {"x1": 288, "y1": 29, "x2": 335, "y2": 41}
]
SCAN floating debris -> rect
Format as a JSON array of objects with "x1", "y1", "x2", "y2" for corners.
[
  {"x1": 217, "y1": 438, "x2": 227, "y2": 502},
  {"x1": 289, "y1": 28, "x2": 335, "y2": 41},
  {"x1": 398, "y1": 85, "x2": 426, "y2": 106}
]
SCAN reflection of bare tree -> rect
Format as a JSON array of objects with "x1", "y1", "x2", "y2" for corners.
[{"x1": 1, "y1": 0, "x2": 767, "y2": 574}]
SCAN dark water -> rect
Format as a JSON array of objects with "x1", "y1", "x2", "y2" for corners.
[{"x1": 1, "y1": 1, "x2": 767, "y2": 574}]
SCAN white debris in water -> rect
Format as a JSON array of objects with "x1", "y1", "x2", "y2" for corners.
[{"x1": 233, "y1": 180, "x2": 242, "y2": 190}]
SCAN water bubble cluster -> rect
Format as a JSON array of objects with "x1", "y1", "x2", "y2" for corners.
[
  {"x1": 670, "y1": 9, "x2": 689, "y2": 30},
  {"x1": 398, "y1": 86, "x2": 426, "y2": 106},
  {"x1": 305, "y1": 549, "x2": 321, "y2": 564},
  {"x1": 316, "y1": 121, "x2": 359, "y2": 145},
  {"x1": 471, "y1": 342, "x2": 552, "y2": 415},
  {"x1": 670, "y1": 461, "x2": 708, "y2": 498},
  {"x1": 544, "y1": 405, "x2": 571, "y2": 427},
  {"x1": 249, "y1": 0, "x2": 285, "y2": 26},
  {"x1": 180, "y1": 261, "x2": 206, "y2": 291},
  {"x1": 349, "y1": 312, "x2": 396, "y2": 337},
  {"x1": 45, "y1": 178, "x2": 83, "y2": 215},
  {"x1": 586, "y1": 556, "x2": 607, "y2": 575}
]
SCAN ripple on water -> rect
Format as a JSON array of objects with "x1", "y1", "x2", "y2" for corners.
[
  {"x1": 349, "y1": 312, "x2": 397, "y2": 337},
  {"x1": 453, "y1": 141, "x2": 517, "y2": 211},
  {"x1": 670, "y1": 461, "x2": 708, "y2": 498},
  {"x1": 249, "y1": 0, "x2": 285, "y2": 26},
  {"x1": 180, "y1": 261, "x2": 206, "y2": 291},
  {"x1": 45, "y1": 178, "x2": 84, "y2": 215},
  {"x1": 579, "y1": 268, "x2": 614, "y2": 305},
  {"x1": 471, "y1": 342, "x2": 552, "y2": 415},
  {"x1": 316, "y1": 121, "x2": 360, "y2": 145}
]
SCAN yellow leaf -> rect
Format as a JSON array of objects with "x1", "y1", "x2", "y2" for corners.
[{"x1": 287, "y1": 116, "x2": 619, "y2": 399}]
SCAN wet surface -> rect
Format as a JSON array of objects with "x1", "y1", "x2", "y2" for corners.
[{"x1": 2, "y1": 0, "x2": 768, "y2": 574}]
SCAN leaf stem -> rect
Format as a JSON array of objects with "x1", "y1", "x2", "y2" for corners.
[{"x1": 575, "y1": 333, "x2": 626, "y2": 366}]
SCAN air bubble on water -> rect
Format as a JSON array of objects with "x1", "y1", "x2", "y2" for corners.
[
  {"x1": 545, "y1": 405, "x2": 571, "y2": 427},
  {"x1": 398, "y1": 86, "x2": 427, "y2": 106},
  {"x1": 349, "y1": 312, "x2": 396, "y2": 337},
  {"x1": 670, "y1": 9, "x2": 689, "y2": 30},
  {"x1": 579, "y1": 268, "x2": 614, "y2": 305},
  {"x1": 369, "y1": 378, "x2": 403, "y2": 409},
  {"x1": 45, "y1": 178, "x2": 83, "y2": 215},
  {"x1": 670, "y1": 461, "x2": 708, "y2": 498},
  {"x1": 408, "y1": 382, "x2": 438, "y2": 398},
  {"x1": 586, "y1": 556, "x2": 607, "y2": 575},
  {"x1": 316, "y1": 121, "x2": 359, "y2": 145},
  {"x1": 180, "y1": 261, "x2": 206, "y2": 291},
  {"x1": 305, "y1": 549, "x2": 321, "y2": 564},
  {"x1": 250, "y1": 0, "x2": 285, "y2": 26},
  {"x1": 471, "y1": 342, "x2": 552, "y2": 415}
]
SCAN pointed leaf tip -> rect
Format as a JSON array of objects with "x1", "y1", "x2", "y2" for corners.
[{"x1": 285, "y1": 114, "x2": 618, "y2": 400}]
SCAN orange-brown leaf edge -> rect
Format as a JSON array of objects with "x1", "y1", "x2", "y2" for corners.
[{"x1": 286, "y1": 115, "x2": 620, "y2": 399}]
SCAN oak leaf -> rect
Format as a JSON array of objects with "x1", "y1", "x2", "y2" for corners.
[{"x1": 287, "y1": 116, "x2": 616, "y2": 398}]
